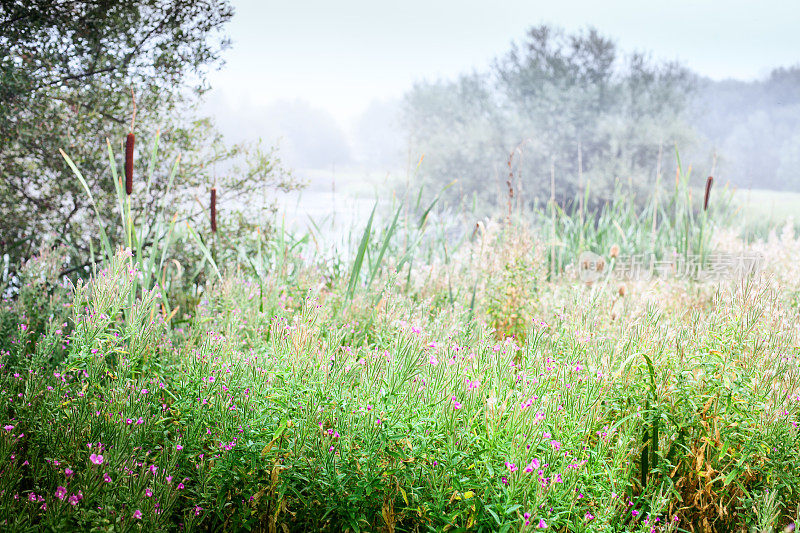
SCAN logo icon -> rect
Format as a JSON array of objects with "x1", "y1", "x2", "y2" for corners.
[{"x1": 578, "y1": 251, "x2": 606, "y2": 283}]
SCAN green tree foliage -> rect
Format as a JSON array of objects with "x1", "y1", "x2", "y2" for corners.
[
  {"x1": 0, "y1": 1, "x2": 297, "y2": 275},
  {"x1": 404, "y1": 25, "x2": 695, "y2": 211}
]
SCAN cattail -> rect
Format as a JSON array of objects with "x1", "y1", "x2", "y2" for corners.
[
  {"x1": 703, "y1": 176, "x2": 713, "y2": 211},
  {"x1": 125, "y1": 133, "x2": 134, "y2": 195},
  {"x1": 210, "y1": 187, "x2": 217, "y2": 233}
]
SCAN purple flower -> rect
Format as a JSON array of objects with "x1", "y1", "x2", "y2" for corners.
[
  {"x1": 133, "y1": 509, "x2": 142, "y2": 519},
  {"x1": 89, "y1": 453, "x2": 104, "y2": 465},
  {"x1": 524, "y1": 458, "x2": 541, "y2": 473},
  {"x1": 55, "y1": 486, "x2": 67, "y2": 500}
]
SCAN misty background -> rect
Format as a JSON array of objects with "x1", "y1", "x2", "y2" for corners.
[{"x1": 201, "y1": 0, "x2": 800, "y2": 221}]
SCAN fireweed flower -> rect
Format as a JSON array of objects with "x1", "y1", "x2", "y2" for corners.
[
  {"x1": 55, "y1": 486, "x2": 67, "y2": 500},
  {"x1": 145, "y1": 488, "x2": 153, "y2": 497},
  {"x1": 3, "y1": 425, "x2": 13, "y2": 431},
  {"x1": 452, "y1": 397, "x2": 463, "y2": 409},
  {"x1": 505, "y1": 461, "x2": 518, "y2": 473},
  {"x1": 65, "y1": 468, "x2": 74, "y2": 477},
  {"x1": 90, "y1": 453, "x2": 104, "y2": 465},
  {"x1": 524, "y1": 459, "x2": 540, "y2": 473},
  {"x1": 103, "y1": 473, "x2": 112, "y2": 483},
  {"x1": 538, "y1": 518, "x2": 547, "y2": 528},
  {"x1": 133, "y1": 509, "x2": 142, "y2": 519}
]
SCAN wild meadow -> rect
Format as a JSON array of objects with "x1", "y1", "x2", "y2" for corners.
[{"x1": 1, "y1": 139, "x2": 800, "y2": 533}]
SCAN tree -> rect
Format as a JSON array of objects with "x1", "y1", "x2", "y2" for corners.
[
  {"x1": 404, "y1": 25, "x2": 695, "y2": 212},
  {"x1": 0, "y1": 1, "x2": 296, "y2": 276}
]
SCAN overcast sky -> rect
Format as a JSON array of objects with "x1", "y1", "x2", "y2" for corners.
[{"x1": 202, "y1": 0, "x2": 799, "y2": 168}]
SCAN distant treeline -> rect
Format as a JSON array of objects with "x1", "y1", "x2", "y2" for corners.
[
  {"x1": 402, "y1": 25, "x2": 800, "y2": 211},
  {"x1": 693, "y1": 68, "x2": 800, "y2": 191}
]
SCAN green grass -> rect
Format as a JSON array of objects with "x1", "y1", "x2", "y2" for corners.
[
  {"x1": 1, "y1": 144, "x2": 800, "y2": 532},
  {"x1": 733, "y1": 188, "x2": 800, "y2": 224}
]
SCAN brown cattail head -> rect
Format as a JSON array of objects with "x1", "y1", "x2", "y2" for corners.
[
  {"x1": 210, "y1": 187, "x2": 217, "y2": 233},
  {"x1": 125, "y1": 133, "x2": 135, "y2": 195},
  {"x1": 703, "y1": 176, "x2": 713, "y2": 211}
]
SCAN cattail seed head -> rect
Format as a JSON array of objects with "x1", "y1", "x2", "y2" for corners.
[
  {"x1": 210, "y1": 187, "x2": 217, "y2": 233},
  {"x1": 125, "y1": 133, "x2": 135, "y2": 195},
  {"x1": 703, "y1": 176, "x2": 713, "y2": 211}
]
